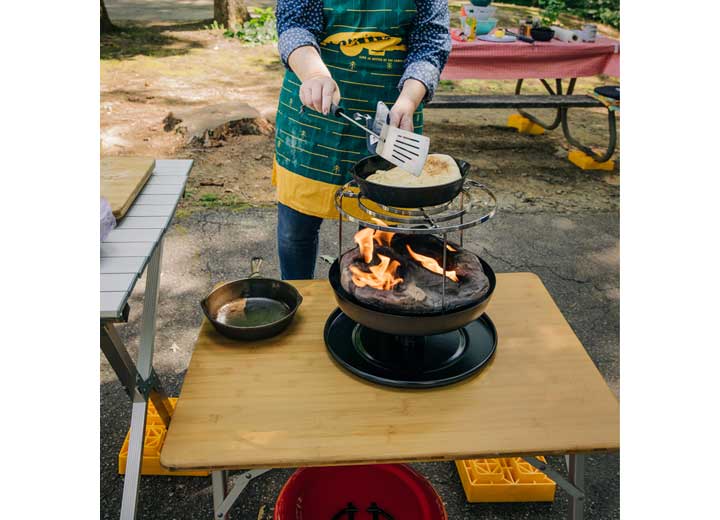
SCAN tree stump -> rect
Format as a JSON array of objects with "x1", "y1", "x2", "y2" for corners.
[{"x1": 214, "y1": 0, "x2": 250, "y2": 30}]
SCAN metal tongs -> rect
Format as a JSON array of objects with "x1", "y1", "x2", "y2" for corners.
[{"x1": 331, "y1": 101, "x2": 430, "y2": 177}]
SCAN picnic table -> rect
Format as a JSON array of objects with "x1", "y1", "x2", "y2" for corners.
[
  {"x1": 100, "y1": 159, "x2": 193, "y2": 520},
  {"x1": 430, "y1": 34, "x2": 621, "y2": 166},
  {"x1": 161, "y1": 274, "x2": 619, "y2": 520}
]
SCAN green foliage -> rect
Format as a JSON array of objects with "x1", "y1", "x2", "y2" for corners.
[
  {"x1": 539, "y1": 0, "x2": 566, "y2": 26},
  {"x1": 224, "y1": 7, "x2": 278, "y2": 45},
  {"x1": 567, "y1": 0, "x2": 620, "y2": 29},
  {"x1": 204, "y1": 20, "x2": 225, "y2": 31},
  {"x1": 499, "y1": 0, "x2": 619, "y2": 28},
  {"x1": 200, "y1": 193, "x2": 218, "y2": 203}
]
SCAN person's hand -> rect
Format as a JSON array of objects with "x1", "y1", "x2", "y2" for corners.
[
  {"x1": 388, "y1": 96, "x2": 418, "y2": 132},
  {"x1": 299, "y1": 74, "x2": 341, "y2": 115},
  {"x1": 389, "y1": 78, "x2": 427, "y2": 131}
]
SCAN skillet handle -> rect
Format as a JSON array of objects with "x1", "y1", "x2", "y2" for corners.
[{"x1": 250, "y1": 257, "x2": 263, "y2": 278}]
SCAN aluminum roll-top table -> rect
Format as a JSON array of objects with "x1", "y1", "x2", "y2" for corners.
[{"x1": 100, "y1": 159, "x2": 193, "y2": 520}]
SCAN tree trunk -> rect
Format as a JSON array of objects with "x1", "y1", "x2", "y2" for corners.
[
  {"x1": 214, "y1": 0, "x2": 250, "y2": 30},
  {"x1": 100, "y1": 0, "x2": 115, "y2": 33}
]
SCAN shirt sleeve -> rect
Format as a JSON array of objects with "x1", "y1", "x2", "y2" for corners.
[
  {"x1": 276, "y1": 0, "x2": 325, "y2": 68},
  {"x1": 399, "y1": 0, "x2": 451, "y2": 102}
]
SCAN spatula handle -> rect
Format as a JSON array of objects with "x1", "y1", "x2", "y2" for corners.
[{"x1": 331, "y1": 104, "x2": 381, "y2": 138}]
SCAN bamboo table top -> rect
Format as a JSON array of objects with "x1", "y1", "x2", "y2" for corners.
[{"x1": 161, "y1": 274, "x2": 619, "y2": 471}]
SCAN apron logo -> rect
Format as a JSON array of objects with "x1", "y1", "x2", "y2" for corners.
[{"x1": 321, "y1": 32, "x2": 406, "y2": 57}]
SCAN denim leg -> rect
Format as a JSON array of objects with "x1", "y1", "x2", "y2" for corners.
[{"x1": 277, "y1": 203, "x2": 323, "y2": 280}]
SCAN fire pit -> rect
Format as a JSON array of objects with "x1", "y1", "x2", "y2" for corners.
[
  {"x1": 340, "y1": 232, "x2": 491, "y2": 314},
  {"x1": 325, "y1": 174, "x2": 500, "y2": 388}
]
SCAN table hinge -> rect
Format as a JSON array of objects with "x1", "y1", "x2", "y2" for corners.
[{"x1": 135, "y1": 369, "x2": 160, "y2": 399}]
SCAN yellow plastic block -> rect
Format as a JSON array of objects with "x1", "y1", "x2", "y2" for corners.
[
  {"x1": 507, "y1": 114, "x2": 545, "y2": 135},
  {"x1": 455, "y1": 456, "x2": 556, "y2": 503},
  {"x1": 568, "y1": 150, "x2": 615, "y2": 171},
  {"x1": 118, "y1": 398, "x2": 210, "y2": 477}
]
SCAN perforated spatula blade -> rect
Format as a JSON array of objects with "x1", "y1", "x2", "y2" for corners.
[
  {"x1": 376, "y1": 124, "x2": 430, "y2": 177},
  {"x1": 330, "y1": 103, "x2": 430, "y2": 176}
]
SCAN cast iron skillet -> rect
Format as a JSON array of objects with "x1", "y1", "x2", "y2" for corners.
[
  {"x1": 350, "y1": 155, "x2": 471, "y2": 208},
  {"x1": 328, "y1": 254, "x2": 495, "y2": 336},
  {"x1": 201, "y1": 257, "x2": 303, "y2": 341}
]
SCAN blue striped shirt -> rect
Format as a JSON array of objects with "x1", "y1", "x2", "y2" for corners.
[{"x1": 276, "y1": 0, "x2": 451, "y2": 101}]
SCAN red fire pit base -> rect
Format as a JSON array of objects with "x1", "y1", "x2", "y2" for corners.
[
  {"x1": 274, "y1": 464, "x2": 447, "y2": 520},
  {"x1": 324, "y1": 308, "x2": 497, "y2": 389}
]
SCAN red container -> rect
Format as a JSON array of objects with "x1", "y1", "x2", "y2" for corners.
[{"x1": 275, "y1": 464, "x2": 447, "y2": 519}]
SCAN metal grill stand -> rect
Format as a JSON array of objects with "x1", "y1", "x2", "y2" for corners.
[
  {"x1": 334, "y1": 179, "x2": 497, "y2": 313},
  {"x1": 326, "y1": 180, "x2": 499, "y2": 389}
]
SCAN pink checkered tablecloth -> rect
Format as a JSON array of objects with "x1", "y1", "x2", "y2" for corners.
[{"x1": 442, "y1": 32, "x2": 620, "y2": 80}]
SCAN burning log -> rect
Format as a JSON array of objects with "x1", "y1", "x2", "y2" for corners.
[{"x1": 340, "y1": 231, "x2": 490, "y2": 314}]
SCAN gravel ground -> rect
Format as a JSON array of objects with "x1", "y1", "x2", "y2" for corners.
[{"x1": 101, "y1": 204, "x2": 619, "y2": 520}]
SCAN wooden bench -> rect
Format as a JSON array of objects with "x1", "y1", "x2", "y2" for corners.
[{"x1": 428, "y1": 94, "x2": 604, "y2": 109}]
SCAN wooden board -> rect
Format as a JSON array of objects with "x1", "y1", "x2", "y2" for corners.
[
  {"x1": 100, "y1": 157, "x2": 155, "y2": 219},
  {"x1": 161, "y1": 274, "x2": 619, "y2": 471}
]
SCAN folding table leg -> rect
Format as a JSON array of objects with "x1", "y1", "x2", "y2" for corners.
[
  {"x1": 212, "y1": 471, "x2": 230, "y2": 520},
  {"x1": 211, "y1": 469, "x2": 271, "y2": 519},
  {"x1": 135, "y1": 240, "x2": 173, "y2": 425},
  {"x1": 522, "y1": 455, "x2": 586, "y2": 520},
  {"x1": 120, "y1": 397, "x2": 149, "y2": 520},
  {"x1": 567, "y1": 454, "x2": 586, "y2": 520},
  {"x1": 100, "y1": 239, "x2": 172, "y2": 520}
]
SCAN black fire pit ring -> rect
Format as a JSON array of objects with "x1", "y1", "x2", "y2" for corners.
[
  {"x1": 324, "y1": 308, "x2": 497, "y2": 389},
  {"x1": 327, "y1": 255, "x2": 496, "y2": 336}
]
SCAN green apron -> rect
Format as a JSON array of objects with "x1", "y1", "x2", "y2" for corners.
[{"x1": 273, "y1": 0, "x2": 423, "y2": 219}]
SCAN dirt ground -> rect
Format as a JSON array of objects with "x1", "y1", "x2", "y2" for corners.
[{"x1": 101, "y1": 3, "x2": 620, "y2": 215}]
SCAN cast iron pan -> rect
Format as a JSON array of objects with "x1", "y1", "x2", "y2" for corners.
[
  {"x1": 350, "y1": 155, "x2": 471, "y2": 208},
  {"x1": 328, "y1": 254, "x2": 495, "y2": 336},
  {"x1": 201, "y1": 257, "x2": 303, "y2": 341}
]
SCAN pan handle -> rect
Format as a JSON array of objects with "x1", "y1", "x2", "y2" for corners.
[{"x1": 250, "y1": 257, "x2": 263, "y2": 278}]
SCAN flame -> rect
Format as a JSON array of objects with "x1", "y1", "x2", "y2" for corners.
[
  {"x1": 371, "y1": 218, "x2": 395, "y2": 247},
  {"x1": 406, "y1": 245, "x2": 459, "y2": 282},
  {"x1": 354, "y1": 227, "x2": 375, "y2": 263},
  {"x1": 350, "y1": 254, "x2": 403, "y2": 290}
]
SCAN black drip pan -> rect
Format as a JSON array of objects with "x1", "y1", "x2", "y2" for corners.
[{"x1": 324, "y1": 308, "x2": 497, "y2": 389}]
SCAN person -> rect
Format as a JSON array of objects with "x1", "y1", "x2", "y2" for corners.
[{"x1": 274, "y1": 0, "x2": 451, "y2": 279}]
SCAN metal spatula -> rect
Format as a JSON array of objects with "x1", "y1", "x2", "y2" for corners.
[{"x1": 331, "y1": 104, "x2": 430, "y2": 176}]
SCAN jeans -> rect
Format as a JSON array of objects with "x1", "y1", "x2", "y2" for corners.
[{"x1": 277, "y1": 202, "x2": 323, "y2": 280}]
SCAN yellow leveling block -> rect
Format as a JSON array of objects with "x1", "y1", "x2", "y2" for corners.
[
  {"x1": 455, "y1": 457, "x2": 556, "y2": 503},
  {"x1": 507, "y1": 114, "x2": 545, "y2": 135},
  {"x1": 568, "y1": 150, "x2": 615, "y2": 171},
  {"x1": 118, "y1": 398, "x2": 210, "y2": 477}
]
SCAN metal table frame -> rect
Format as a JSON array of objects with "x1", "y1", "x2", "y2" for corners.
[
  {"x1": 207, "y1": 454, "x2": 587, "y2": 520},
  {"x1": 101, "y1": 242, "x2": 173, "y2": 519},
  {"x1": 100, "y1": 159, "x2": 192, "y2": 520},
  {"x1": 515, "y1": 77, "x2": 618, "y2": 164}
]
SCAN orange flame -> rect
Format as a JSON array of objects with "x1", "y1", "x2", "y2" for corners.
[
  {"x1": 406, "y1": 245, "x2": 459, "y2": 282},
  {"x1": 354, "y1": 227, "x2": 375, "y2": 263},
  {"x1": 350, "y1": 254, "x2": 403, "y2": 290},
  {"x1": 371, "y1": 218, "x2": 395, "y2": 247}
]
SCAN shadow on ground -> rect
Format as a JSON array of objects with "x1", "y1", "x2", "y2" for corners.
[{"x1": 101, "y1": 21, "x2": 209, "y2": 60}]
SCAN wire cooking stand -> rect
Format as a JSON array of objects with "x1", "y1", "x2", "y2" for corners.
[{"x1": 334, "y1": 179, "x2": 497, "y2": 312}]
